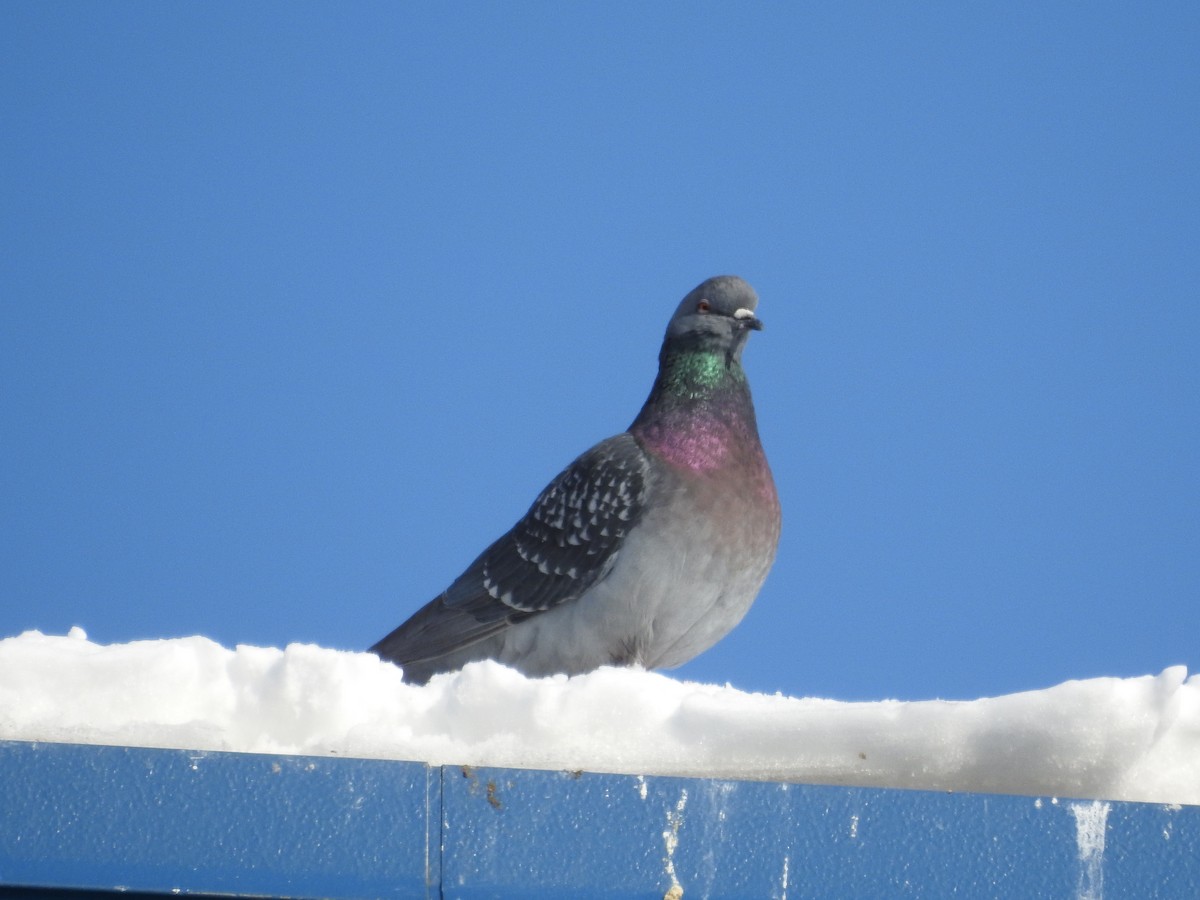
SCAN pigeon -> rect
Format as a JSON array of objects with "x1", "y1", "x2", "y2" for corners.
[{"x1": 371, "y1": 275, "x2": 781, "y2": 683}]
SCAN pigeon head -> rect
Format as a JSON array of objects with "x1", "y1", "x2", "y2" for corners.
[{"x1": 664, "y1": 275, "x2": 763, "y2": 361}]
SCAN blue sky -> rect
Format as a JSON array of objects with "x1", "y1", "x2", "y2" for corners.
[{"x1": 2, "y1": 3, "x2": 1196, "y2": 701}]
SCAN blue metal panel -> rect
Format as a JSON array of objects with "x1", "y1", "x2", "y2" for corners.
[
  {"x1": 1, "y1": 740, "x2": 1198, "y2": 898},
  {"x1": 442, "y1": 767, "x2": 1199, "y2": 899},
  {"x1": 0, "y1": 741, "x2": 438, "y2": 898}
]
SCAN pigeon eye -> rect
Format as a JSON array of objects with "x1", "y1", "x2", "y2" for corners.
[{"x1": 696, "y1": 300, "x2": 711, "y2": 313}]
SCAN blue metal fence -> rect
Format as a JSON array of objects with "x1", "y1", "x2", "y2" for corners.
[{"x1": 1, "y1": 740, "x2": 1196, "y2": 898}]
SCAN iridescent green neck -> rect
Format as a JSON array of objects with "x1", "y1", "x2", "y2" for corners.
[
  {"x1": 643, "y1": 348, "x2": 746, "y2": 407},
  {"x1": 630, "y1": 348, "x2": 764, "y2": 475}
]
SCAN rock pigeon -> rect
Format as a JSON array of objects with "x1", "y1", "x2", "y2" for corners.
[{"x1": 371, "y1": 275, "x2": 781, "y2": 683}]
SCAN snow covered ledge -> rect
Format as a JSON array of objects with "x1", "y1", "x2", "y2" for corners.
[
  {"x1": 2, "y1": 629, "x2": 1196, "y2": 804},
  {"x1": 1, "y1": 630, "x2": 1198, "y2": 897}
]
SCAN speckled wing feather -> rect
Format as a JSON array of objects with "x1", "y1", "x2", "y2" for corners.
[{"x1": 370, "y1": 433, "x2": 649, "y2": 668}]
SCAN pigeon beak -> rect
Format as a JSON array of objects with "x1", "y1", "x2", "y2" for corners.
[{"x1": 733, "y1": 308, "x2": 764, "y2": 331}]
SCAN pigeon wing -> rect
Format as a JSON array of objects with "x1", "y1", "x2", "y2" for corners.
[{"x1": 370, "y1": 432, "x2": 650, "y2": 670}]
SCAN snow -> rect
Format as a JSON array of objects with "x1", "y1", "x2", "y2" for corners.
[{"x1": 1, "y1": 628, "x2": 1196, "y2": 806}]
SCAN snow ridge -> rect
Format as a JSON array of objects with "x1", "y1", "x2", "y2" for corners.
[{"x1": 0, "y1": 629, "x2": 1196, "y2": 805}]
